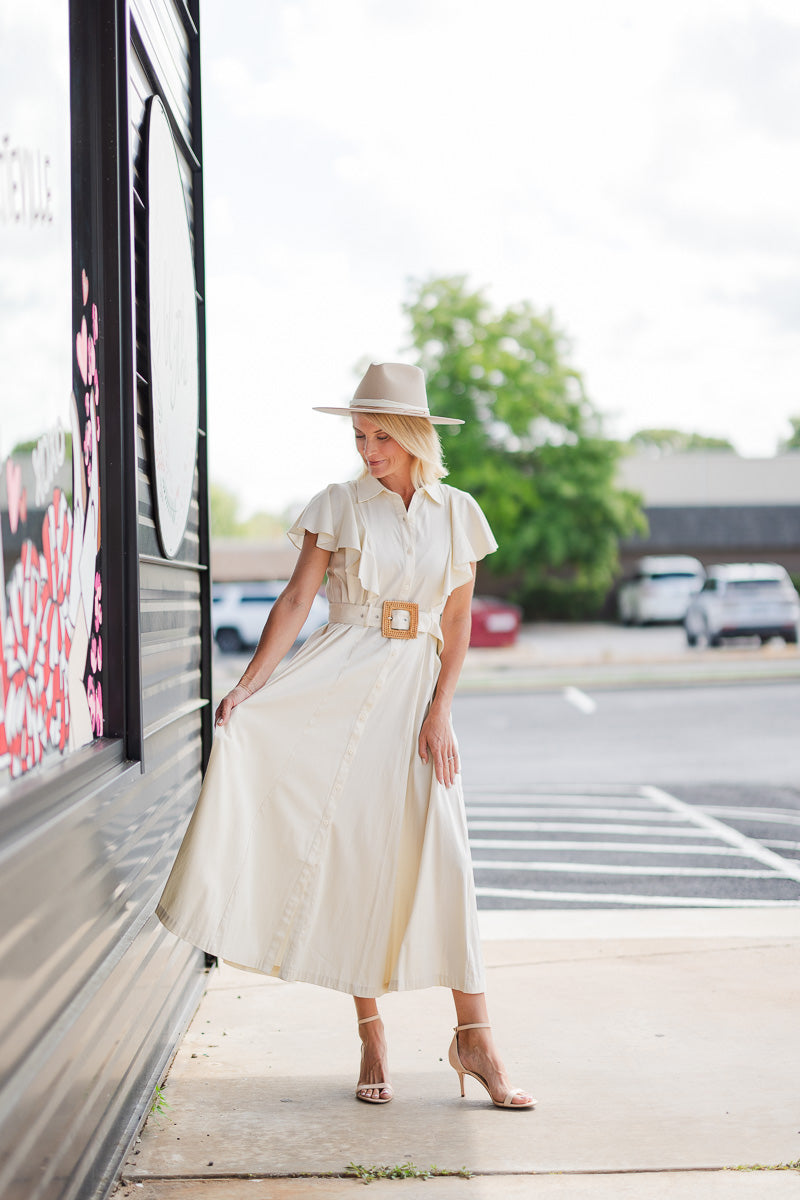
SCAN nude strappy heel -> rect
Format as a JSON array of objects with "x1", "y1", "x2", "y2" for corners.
[
  {"x1": 448, "y1": 1022, "x2": 536, "y2": 1109},
  {"x1": 355, "y1": 1014, "x2": 393, "y2": 1104}
]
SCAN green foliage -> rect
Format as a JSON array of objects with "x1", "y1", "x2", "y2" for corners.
[
  {"x1": 345, "y1": 1161, "x2": 471, "y2": 1184},
  {"x1": 629, "y1": 428, "x2": 735, "y2": 453},
  {"x1": 209, "y1": 481, "x2": 287, "y2": 539},
  {"x1": 149, "y1": 1084, "x2": 170, "y2": 1117},
  {"x1": 209, "y1": 481, "x2": 242, "y2": 537},
  {"x1": 404, "y1": 275, "x2": 645, "y2": 617},
  {"x1": 729, "y1": 1160, "x2": 800, "y2": 1172},
  {"x1": 778, "y1": 415, "x2": 800, "y2": 451}
]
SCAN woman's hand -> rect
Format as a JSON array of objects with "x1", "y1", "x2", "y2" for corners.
[
  {"x1": 418, "y1": 705, "x2": 460, "y2": 788},
  {"x1": 214, "y1": 683, "x2": 254, "y2": 727}
]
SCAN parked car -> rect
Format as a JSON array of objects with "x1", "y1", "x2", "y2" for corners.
[
  {"x1": 212, "y1": 582, "x2": 329, "y2": 653},
  {"x1": 684, "y1": 563, "x2": 800, "y2": 647},
  {"x1": 617, "y1": 556, "x2": 705, "y2": 625},
  {"x1": 213, "y1": 584, "x2": 522, "y2": 653},
  {"x1": 469, "y1": 597, "x2": 522, "y2": 647}
]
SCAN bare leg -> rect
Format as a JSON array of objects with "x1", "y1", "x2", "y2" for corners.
[
  {"x1": 353, "y1": 996, "x2": 392, "y2": 1102},
  {"x1": 451, "y1": 990, "x2": 534, "y2": 1106}
]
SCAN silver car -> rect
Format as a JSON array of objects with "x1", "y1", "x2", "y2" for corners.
[
  {"x1": 684, "y1": 563, "x2": 800, "y2": 647},
  {"x1": 212, "y1": 582, "x2": 329, "y2": 653}
]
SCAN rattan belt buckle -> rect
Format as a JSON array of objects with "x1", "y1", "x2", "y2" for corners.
[{"x1": 381, "y1": 600, "x2": 419, "y2": 640}]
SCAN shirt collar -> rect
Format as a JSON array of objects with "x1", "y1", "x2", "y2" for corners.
[{"x1": 355, "y1": 476, "x2": 443, "y2": 505}]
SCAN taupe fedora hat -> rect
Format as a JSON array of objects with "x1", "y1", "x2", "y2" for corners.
[{"x1": 313, "y1": 362, "x2": 464, "y2": 425}]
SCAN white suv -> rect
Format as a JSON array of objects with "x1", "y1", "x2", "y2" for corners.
[
  {"x1": 684, "y1": 563, "x2": 800, "y2": 647},
  {"x1": 618, "y1": 556, "x2": 705, "y2": 625},
  {"x1": 212, "y1": 582, "x2": 329, "y2": 653}
]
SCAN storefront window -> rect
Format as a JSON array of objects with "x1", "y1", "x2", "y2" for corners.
[{"x1": 0, "y1": 1, "x2": 103, "y2": 780}]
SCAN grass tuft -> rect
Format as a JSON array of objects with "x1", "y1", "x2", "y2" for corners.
[{"x1": 345, "y1": 1161, "x2": 472, "y2": 1184}]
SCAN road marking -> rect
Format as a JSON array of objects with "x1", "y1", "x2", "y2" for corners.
[
  {"x1": 643, "y1": 786, "x2": 800, "y2": 885},
  {"x1": 471, "y1": 859, "x2": 777, "y2": 878},
  {"x1": 466, "y1": 806, "x2": 691, "y2": 821},
  {"x1": 563, "y1": 686, "x2": 597, "y2": 714},
  {"x1": 469, "y1": 838, "x2": 751, "y2": 856},
  {"x1": 468, "y1": 791, "x2": 648, "y2": 804},
  {"x1": 475, "y1": 887, "x2": 799, "y2": 908},
  {"x1": 701, "y1": 806, "x2": 800, "y2": 828},
  {"x1": 468, "y1": 820, "x2": 719, "y2": 837}
]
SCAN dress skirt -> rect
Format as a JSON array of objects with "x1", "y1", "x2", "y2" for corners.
[{"x1": 157, "y1": 476, "x2": 497, "y2": 996}]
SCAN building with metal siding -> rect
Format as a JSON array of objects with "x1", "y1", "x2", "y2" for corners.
[
  {"x1": 618, "y1": 454, "x2": 800, "y2": 577},
  {"x1": 0, "y1": 3, "x2": 211, "y2": 1199}
]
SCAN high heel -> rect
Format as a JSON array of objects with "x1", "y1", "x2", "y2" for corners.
[
  {"x1": 355, "y1": 1015, "x2": 393, "y2": 1104},
  {"x1": 448, "y1": 1022, "x2": 536, "y2": 1109}
]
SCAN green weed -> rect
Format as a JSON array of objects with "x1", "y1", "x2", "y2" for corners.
[
  {"x1": 149, "y1": 1084, "x2": 170, "y2": 1117},
  {"x1": 345, "y1": 1161, "x2": 472, "y2": 1184}
]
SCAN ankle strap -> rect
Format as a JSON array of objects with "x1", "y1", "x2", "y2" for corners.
[
  {"x1": 454, "y1": 1022, "x2": 491, "y2": 1032},
  {"x1": 358, "y1": 1014, "x2": 381, "y2": 1026}
]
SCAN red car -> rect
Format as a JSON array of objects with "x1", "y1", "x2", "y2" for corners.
[{"x1": 469, "y1": 597, "x2": 522, "y2": 647}]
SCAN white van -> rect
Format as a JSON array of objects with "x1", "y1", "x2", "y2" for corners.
[{"x1": 618, "y1": 556, "x2": 706, "y2": 625}]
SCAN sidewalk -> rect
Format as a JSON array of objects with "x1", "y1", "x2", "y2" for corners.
[
  {"x1": 457, "y1": 624, "x2": 800, "y2": 693},
  {"x1": 119, "y1": 909, "x2": 800, "y2": 1199}
]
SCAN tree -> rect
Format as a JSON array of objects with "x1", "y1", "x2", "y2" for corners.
[
  {"x1": 404, "y1": 276, "x2": 645, "y2": 617},
  {"x1": 778, "y1": 416, "x2": 800, "y2": 452},
  {"x1": 629, "y1": 428, "x2": 735, "y2": 454},
  {"x1": 209, "y1": 481, "x2": 242, "y2": 537},
  {"x1": 209, "y1": 481, "x2": 289, "y2": 539}
]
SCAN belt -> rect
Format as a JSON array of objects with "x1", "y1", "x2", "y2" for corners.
[{"x1": 328, "y1": 600, "x2": 442, "y2": 641}]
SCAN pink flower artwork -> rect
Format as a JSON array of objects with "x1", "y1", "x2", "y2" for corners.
[
  {"x1": 0, "y1": 267, "x2": 105, "y2": 777},
  {"x1": 94, "y1": 571, "x2": 102, "y2": 633}
]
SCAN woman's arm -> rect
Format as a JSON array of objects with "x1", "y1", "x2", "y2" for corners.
[
  {"x1": 417, "y1": 564, "x2": 476, "y2": 787},
  {"x1": 214, "y1": 531, "x2": 332, "y2": 726}
]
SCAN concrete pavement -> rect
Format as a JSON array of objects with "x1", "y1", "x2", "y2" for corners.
[
  {"x1": 118, "y1": 909, "x2": 800, "y2": 1198},
  {"x1": 457, "y1": 624, "x2": 800, "y2": 693}
]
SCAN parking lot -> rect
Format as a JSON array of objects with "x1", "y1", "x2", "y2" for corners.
[{"x1": 211, "y1": 622, "x2": 800, "y2": 913}]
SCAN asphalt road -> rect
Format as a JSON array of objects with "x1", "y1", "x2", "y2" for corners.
[
  {"x1": 212, "y1": 630, "x2": 800, "y2": 911},
  {"x1": 455, "y1": 683, "x2": 800, "y2": 910}
]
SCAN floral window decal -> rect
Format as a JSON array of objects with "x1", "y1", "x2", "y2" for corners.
[{"x1": 0, "y1": 268, "x2": 103, "y2": 778}]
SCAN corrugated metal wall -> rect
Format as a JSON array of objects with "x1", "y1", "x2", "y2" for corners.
[{"x1": 0, "y1": 3, "x2": 211, "y2": 1199}]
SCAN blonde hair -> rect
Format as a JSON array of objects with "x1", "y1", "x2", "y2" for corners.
[{"x1": 357, "y1": 412, "x2": 448, "y2": 488}]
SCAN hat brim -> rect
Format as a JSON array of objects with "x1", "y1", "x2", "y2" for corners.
[{"x1": 312, "y1": 405, "x2": 464, "y2": 426}]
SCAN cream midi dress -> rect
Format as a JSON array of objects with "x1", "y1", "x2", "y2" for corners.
[{"x1": 157, "y1": 475, "x2": 497, "y2": 997}]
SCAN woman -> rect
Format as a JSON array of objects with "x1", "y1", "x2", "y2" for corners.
[{"x1": 157, "y1": 362, "x2": 534, "y2": 1110}]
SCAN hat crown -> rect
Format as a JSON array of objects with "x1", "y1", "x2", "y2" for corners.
[
  {"x1": 353, "y1": 363, "x2": 428, "y2": 413},
  {"x1": 311, "y1": 361, "x2": 464, "y2": 423}
]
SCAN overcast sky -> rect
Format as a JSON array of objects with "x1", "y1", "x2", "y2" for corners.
[{"x1": 200, "y1": 0, "x2": 800, "y2": 516}]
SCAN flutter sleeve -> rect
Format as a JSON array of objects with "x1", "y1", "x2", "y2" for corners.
[
  {"x1": 448, "y1": 488, "x2": 499, "y2": 593},
  {"x1": 287, "y1": 483, "x2": 361, "y2": 553},
  {"x1": 287, "y1": 482, "x2": 380, "y2": 598}
]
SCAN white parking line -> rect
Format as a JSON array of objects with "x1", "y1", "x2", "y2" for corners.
[
  {"x1": 643, "y1": 785, "x2": 800, "y2": 884},
  {"x1": 469, "y1": 838, "x2": 751, "y2": 856},
  {"x1": 471, "y1": 859, "x2": 777, "y2": 878},
  {"x1": 475, "y1": 887, "x2": 799, "y2": 908},
  {"x1": 468, "y1": 792, "x2": 647, "y2": 804},
  {"x1": 468, "y1": 807, "x2": 691, "y2": 821},
  {"x1": 563, "y1": 686, "x2": 597, "y2": 714},
  {"x1": 469, "y1": 821, "x2": 718, "y2": 837},
  {"x1": 701, "y1": 806, "x2": 800, "y2": 828}
]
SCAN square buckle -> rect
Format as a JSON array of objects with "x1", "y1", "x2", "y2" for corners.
[{"x1": 381, "y1": 600, "x2": 419, "y2": 640}]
